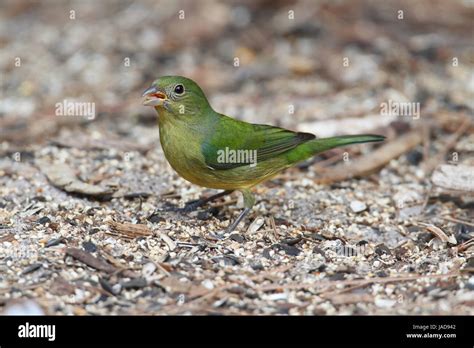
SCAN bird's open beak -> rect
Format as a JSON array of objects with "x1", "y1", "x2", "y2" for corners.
[{"x1": 142, "y1": 86, "x2": 167, "y2": 106}]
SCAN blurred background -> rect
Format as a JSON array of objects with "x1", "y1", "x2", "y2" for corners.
[
  {"x1": 1, "y1": 0, "x2": 472, "y2": 148},
  {"x1": 0, "y1": 0, "x2": 473, "y2": 317}
]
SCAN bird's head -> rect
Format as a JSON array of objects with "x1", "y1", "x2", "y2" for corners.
[{"x1": 142, "y1": 76, "x2": 211, "y2": 116}]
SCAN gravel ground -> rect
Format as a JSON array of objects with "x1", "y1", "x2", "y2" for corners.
[{"x1": 0, "y1": 0, "x2": 473, "y2": 315}]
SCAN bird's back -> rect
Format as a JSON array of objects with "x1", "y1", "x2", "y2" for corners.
[{"x1": 158, "y1": 109, "x2": 314, "y2": 189}]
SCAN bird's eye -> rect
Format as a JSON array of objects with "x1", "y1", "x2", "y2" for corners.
[{"x1": 174, "y1": 84, "x2": 184, "y2": 95}]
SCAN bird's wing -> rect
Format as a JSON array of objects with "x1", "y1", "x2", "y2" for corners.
[{"x1": 201, "y1": 116, "x2": 315, "y2": 170}]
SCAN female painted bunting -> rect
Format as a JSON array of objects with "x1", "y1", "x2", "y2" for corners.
[{"x1": 142, "y1": 76, "x2": 384, "y2": 233}]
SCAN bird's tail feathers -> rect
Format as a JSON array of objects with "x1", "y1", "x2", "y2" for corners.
[{"x1": 307, "y1": 134, "x2": 385, "y2": 154}]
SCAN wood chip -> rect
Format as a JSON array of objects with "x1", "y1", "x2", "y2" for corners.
[
  {"x1": 0, "y1": 233, "x2": 15, "y2": 243},
  {"x1": 65, "y1": 248, "x2": 116, "y2": 273},
  {"x1": 108, "y1": 221, "x2": 153, "y2": 239}
]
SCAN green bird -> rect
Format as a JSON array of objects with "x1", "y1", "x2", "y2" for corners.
[{"x1": 142, "y1": 76, "x2": 384, "y2": 234}]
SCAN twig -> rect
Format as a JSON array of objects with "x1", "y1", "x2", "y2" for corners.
[
  {"x1": 108, "y1": 221, "x2": 153, "y2": 239},
  {"x1": 416, "y1": 222, "x2": 457, "y2": 244},
  {"x1": 457, "y1": 238, "x2": 474, "y2": 253},
  {"x1": 269, "y1": 215, "x2": 279, "y2": 242},
  {"x1": 423, "y1": 116, "x2": 472, "y2": 173},
  {"x1": 440, "y1": 216, "x2": 474, "y2": 228},
  {"x1": 154, "y1": 262, "x2": 171, "y2": 277},
  {"x1": 314, "y1": 130, "x2": 423, "y2": 184},
  {"x1": 422, "y1": 123, "x2": 431, "y2": 165}
]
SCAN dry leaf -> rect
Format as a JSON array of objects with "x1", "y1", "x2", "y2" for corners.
[{"x1": 37, "y1": 160, "x2": 114, "y2": 198}]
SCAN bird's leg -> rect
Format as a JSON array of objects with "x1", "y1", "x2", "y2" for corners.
[
  {"x1": 225, "y1": 208, "x2": 251, "y2": 234},
  {"x1": 181, "y1": 190, "x2": 234, "y2": 213},
  {"x1": 224, "y1": 189, "x2": 255, "y2": 234}
]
